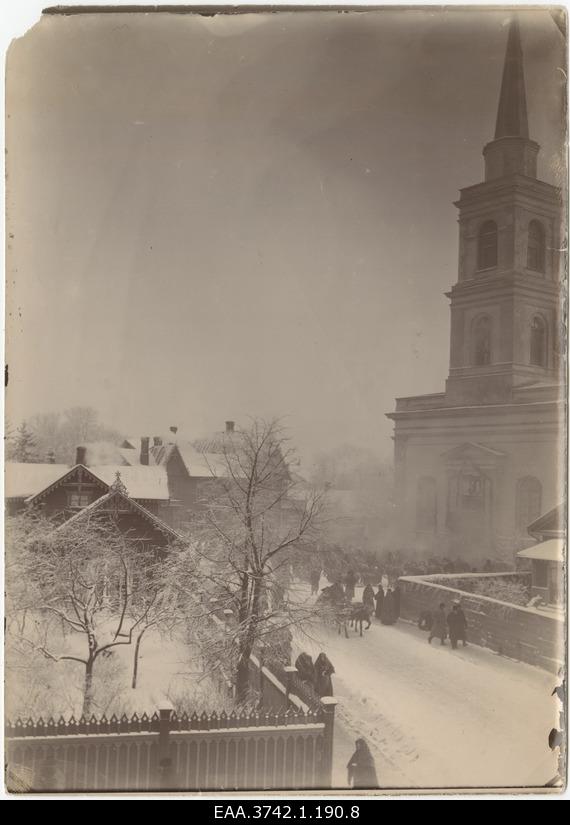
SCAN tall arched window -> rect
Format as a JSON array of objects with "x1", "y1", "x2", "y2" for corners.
[
  {"x1": 530, "y1": 315, "x2": 547, "y2": 367},
  {"x1": 473, "y1": 315, "x2": 492, "y2": 366},
  {"x1": 527, "y1": 220, "x2": 545, "y2": 272},
  {"x1": 477, "y1": 220, "x2": 498, "y2": 270},
  {"x1": 515, "y1": 476, "x2": 542, "y2": 533},
  {"x1": 416, "y1": 476, "x2": 437, "y2": 532}
]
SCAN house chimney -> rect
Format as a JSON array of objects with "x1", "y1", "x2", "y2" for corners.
[
  {"x1": 225, "y1": 421, "x2": 235, "y2": 434},
  {"x1": 75, "y1": 446, "x2": 87, "y2": 466},
  {"x1": 46, "y1": 451, "x2": 55, "y2": 464},
  {"x1": 140, "y1": 437, "x2": 150, "y2": 465},
  {"x1": 153, "y1": 436, "x2": 163, "y2": 447}
]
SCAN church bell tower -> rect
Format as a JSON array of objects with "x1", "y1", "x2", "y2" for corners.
[{"x1": 445, "y1": 17, "x2": 562, "y2": 406}]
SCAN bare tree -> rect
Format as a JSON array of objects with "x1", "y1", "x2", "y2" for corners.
[
  {"x1": 27, "y1": 406, "x2": 124, "y2": 464},
  {"x1": 5, "y1": 509, "x2": 177, "y2": 717},
  {"x1": 172, "y1": 419, "x2": 323, "y2": 702}
]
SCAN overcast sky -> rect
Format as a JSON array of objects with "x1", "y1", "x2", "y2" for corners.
[{"x1": 5, "y1": 8, "x2": 565, "y2": 465}]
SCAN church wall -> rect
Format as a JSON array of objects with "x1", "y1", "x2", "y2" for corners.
[{"x1": 391, "y1": 403, "x2": 563, "y2": 562}]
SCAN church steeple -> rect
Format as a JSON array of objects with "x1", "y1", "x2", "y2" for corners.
[
  {"x1": 444, "y1": 14, "x2": 562, "y2": 406},
  {"x1": 494, "y1": 17, "x2": 529, "y2": 139},
  {"x1": 483, "y1": 17, "x2": 539, "y2": 181}
]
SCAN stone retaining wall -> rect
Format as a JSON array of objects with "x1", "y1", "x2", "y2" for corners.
[{"x1": 398, "y1": 573, "x2": 563, "y2": 673}]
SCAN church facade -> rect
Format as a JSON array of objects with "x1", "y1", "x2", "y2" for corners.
[{"x1": 386, "y1": 19, "x2": 565, "y2": 562}]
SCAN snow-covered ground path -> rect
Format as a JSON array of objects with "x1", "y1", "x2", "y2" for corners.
[{"x1": 291, "y1": 584, "x2": 560, "y2": 791}]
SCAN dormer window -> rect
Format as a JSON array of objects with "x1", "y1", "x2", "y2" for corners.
[
  {"x1": 68, "y1": 492, "x2": 91, "y2": 509},
  {"x1": 527, "y1": 220, "x2": 545, "y2": 272},
  {"x1": 477, "y1": 220, "x2": 498, "y2": 270}
]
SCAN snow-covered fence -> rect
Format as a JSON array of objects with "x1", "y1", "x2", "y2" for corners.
[
  {"x1": 247, "y1": 654, "x2": 337, "y2": 786},
  {"x1": 249, "y1": 652, "x2": 322, "y2": 712},
  {"x1": 5, "y1": 703, "x2": 331, "y2": 792},
  {"x1": 398, "y1": 574, "x2": 564, "y2": 672}
]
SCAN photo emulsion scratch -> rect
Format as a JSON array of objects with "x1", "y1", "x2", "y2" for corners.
[{"x1": 3, "y1": 6, "x2": 567, "y2": 797}]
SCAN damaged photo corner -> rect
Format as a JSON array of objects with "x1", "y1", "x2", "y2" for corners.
[{"x1": 2, "y1": 1, "x2": 567, "y2": 800}]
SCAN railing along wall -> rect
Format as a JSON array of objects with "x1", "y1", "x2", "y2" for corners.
[{"x1": 5, "y1": 703, "x2": 334, "y2": 793}]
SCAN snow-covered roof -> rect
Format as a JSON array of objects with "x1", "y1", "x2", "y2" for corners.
[
  {"x1": 517, "y1": 540, "x2": 564, "y2": 563},
  {"x1": 89, "y1": 465, "x2": 170, "y2": 500},
  {"x1": 527, "y1": 504, "x2": 565, "y2": 539},
  {"x1": 5, "y1": 461, "x2": 169, "y2": 503},
  {"x1": 5, "y1": 462, "x2": 71, "y2": 499},
  {"x1": 176, "y1": 442, "x2": 227, "y2": 478}
]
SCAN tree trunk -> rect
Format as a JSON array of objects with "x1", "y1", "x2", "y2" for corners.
[
  {"x1": 235, "y1": 653, "x2": 251, "y2": 704},
  {"x1": 131, "y1": 629, "x2": 146, "y2": 689},
  {"x1": 235, "y1": 575, "x2": 262, "y2": 703},
  {"x1": 82, "y1": 659, "x2": 95, "y2": 717}
]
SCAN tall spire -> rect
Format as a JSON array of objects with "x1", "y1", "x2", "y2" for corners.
[
  {"x1": 482, "y1": 16, "x2": 539, "y2": 181},
  {"x1": 494, "y1": 17, "x2": 529, "y2": 139}
]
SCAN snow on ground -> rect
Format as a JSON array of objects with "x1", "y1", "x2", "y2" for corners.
[{"x1": 291, "y1": 582, "x2": 560, "y2": 790}]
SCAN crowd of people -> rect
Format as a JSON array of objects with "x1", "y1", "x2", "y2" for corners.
[{"x1": 305, "y1": 545, "x2": 513, "y2": 592}]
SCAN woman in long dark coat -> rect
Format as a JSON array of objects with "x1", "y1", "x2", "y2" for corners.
[
  {"x1": 314, "y1": 652, "x2": 335, "y2": 697},
  {"x1": 380, "y1": 588, "x2": 396, "y2": 625},
  {"x1": 428, "y1": 603, "x2": 447, "y2": 645},
  {"x1": 295, "y1": 652, "x2": 315, "y2": 685},
  {"x1": 447, "y1": 602, "x2": 468, "y2": 649},
  {"x1": 347, "y1": 738, "x2": 378, "y2": 789},
  {"x1": 374, "y1": 584, "x2": 384, "y2": 619},
  {"x1": 362, "y1": 584, "x2": 375, "y2": 613},
  {"x1": 392, "y1": 584, "x2": 401, "y2": 620}
]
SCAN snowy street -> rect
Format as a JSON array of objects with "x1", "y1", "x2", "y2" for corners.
[{"x1": 293, "y1": 587, "x2": 560, "y2": 791}]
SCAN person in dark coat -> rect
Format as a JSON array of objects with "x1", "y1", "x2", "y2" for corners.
[
  {"x1": 374, "y1": 584, "x2": 384, "y2": 619},
  {"x1": 344, "y1": 569, "x2": 357, "y2": 602},
  {"x1": 380, "y1": 588, "x2": 396, "y2": 625},
  {"x1": 392, "y1": 584, "x2": 401, "y2": 620},
  {"x1": 295, "y1": 652, "x2": 315, "y2": 685},
  {"x1": 314, "y1": 652, "x2": 335, "y2": 697},
  {"x1": 428, "y1": 603, "x2": 447, "y2": 645},
  {"x1": 327, "y1": 581, "x2": 345, "y2": 603},
  {"x1": 447, "y1": 601, "x2": 468, "y2": 649},
  {"x1": 347, "y1": 738, "x2": 378, "y2": 789},
  {"x1": 362, "y1": 584, "x2": 375, "y2": 613}
]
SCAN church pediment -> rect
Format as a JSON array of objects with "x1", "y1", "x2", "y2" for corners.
[{"x1": 441, "y1": 441, "x2": 507, "y2": 468}]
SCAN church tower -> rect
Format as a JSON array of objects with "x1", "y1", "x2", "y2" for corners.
[
  {"x1": 445, "y1": 17, "x2": 562, "y2": 406},
  {"x1": 387, "y1": 17, "x2": 564, "y2": 561}
]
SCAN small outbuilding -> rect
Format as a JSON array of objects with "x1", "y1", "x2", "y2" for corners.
[{"x1": 518, "y1": 505, "x2": 565, "y2": 606}]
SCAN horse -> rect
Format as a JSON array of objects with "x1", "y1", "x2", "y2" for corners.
[
  {"x1": 348, "y1": 602, "x2": 373, "y2": 637},
  {"x1": 316, "y1": 585, "x2": 351, "y2": 638}
]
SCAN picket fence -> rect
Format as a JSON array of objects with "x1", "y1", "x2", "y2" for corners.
[{"x1": 5, "y1": 665, "x2": 337, "y2": 793}]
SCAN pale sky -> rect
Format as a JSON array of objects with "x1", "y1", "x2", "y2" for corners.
[{"x1": 5, "y1": 8, "x2": 565, "y2": 464}]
